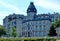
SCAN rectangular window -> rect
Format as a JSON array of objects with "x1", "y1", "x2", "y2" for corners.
[
  {"x1": 7, "y1": 24, "x2": 10, "y2": 29},
  {"x1": 34, "y1": 32, "x2": 39, "y2": 37},
  {"x1": 39, "y1": 26, "x2": 42, "y2": 31},
  {"x1": 8, "y1": 17, "x2": 12, "y2": 21},
  {"x1": 12, "y1": 21, "x2": 16, "y2": 25},
  {"x1": 14, "y1": 21, "x2": 16, "y2": 25}
]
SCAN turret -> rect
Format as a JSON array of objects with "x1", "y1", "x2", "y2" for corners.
[
  {"x1": 27, "y1": 2, "x2": 37, "y2": 13},
  {"x1": 27, "y1": 2, "x2": 37, "y2": 19}
]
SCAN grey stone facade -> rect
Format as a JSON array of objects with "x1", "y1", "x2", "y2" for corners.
[{"x1": 3, "y1": 2, "x2": 60, "y2": 37}]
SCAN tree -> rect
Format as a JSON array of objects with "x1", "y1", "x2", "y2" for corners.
[
  {"x1": 11, "y1": 27, "x2": 17, "y2": 37},
  {"x1": 0, "y1": 25, "x2": 6, "y2": 37},
  {"x1": 53, "y1": 19, "x2": 60, "y2": 28},
  {"x1": 48, "y1": 19, "x2": 60, "y2": 36},
  {"x1": 48, "y1": 25, "x2": 57, "y2": 36}
]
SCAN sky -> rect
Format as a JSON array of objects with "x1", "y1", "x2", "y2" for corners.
[{"x1": 0, "y1": 0, "x2": 60, "y2": 25}]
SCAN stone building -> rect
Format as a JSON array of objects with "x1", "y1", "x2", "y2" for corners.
[{"x1": 3, "y1": 2, "x2": 60, "y2": 37}]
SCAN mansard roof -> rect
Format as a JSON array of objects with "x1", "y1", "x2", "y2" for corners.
[
  {"x1": 22, "y1": 18, "x2": 51, "y2": 23},
  {"x1": 22, "y1": 14, "x2": 51, "y2": 23}
]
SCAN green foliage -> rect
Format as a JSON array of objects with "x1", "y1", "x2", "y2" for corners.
[
  {"x1": 53, "y1": 19, "x2": 60, "y2": 28},
  {"x1": 0, "y1": 25, "x2": 6, "y2": 37},
  {"x1": 0, "y1": 37, "x2": 57, "y2": 41},
  {"x1": 48, "y1": 25, "x2": 57, "y2": 36},
  {"x1": 48, "y1": 19, "x2": 60, "y2": 36},
  {"x1": 11, "y1": 27, "x2": 17, "y2": 37}
]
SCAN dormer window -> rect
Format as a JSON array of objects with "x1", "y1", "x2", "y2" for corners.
[
  {"x1": 8, "y1": 17, "x2": 12, "y2": 22},
  {"x1": 13, "y1": 17, "x2": 17, "y2": 20}
]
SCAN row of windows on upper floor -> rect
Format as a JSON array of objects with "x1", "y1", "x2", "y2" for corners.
[
  {"x1": 6, "y1": 21, "x2": 16, "y2": 29},
  {"x1": 22, "y1": 24, "x2": 50, "y2": 31},
  {"x1": 23, "y1": 20, "x2": 51, "y2": 26},
  {"x1": 22, "y1": 22, "x2": 51, "y2": 30},
  {"x1": 4, "y1": 19, "x2": 50, "y2": 28}
]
